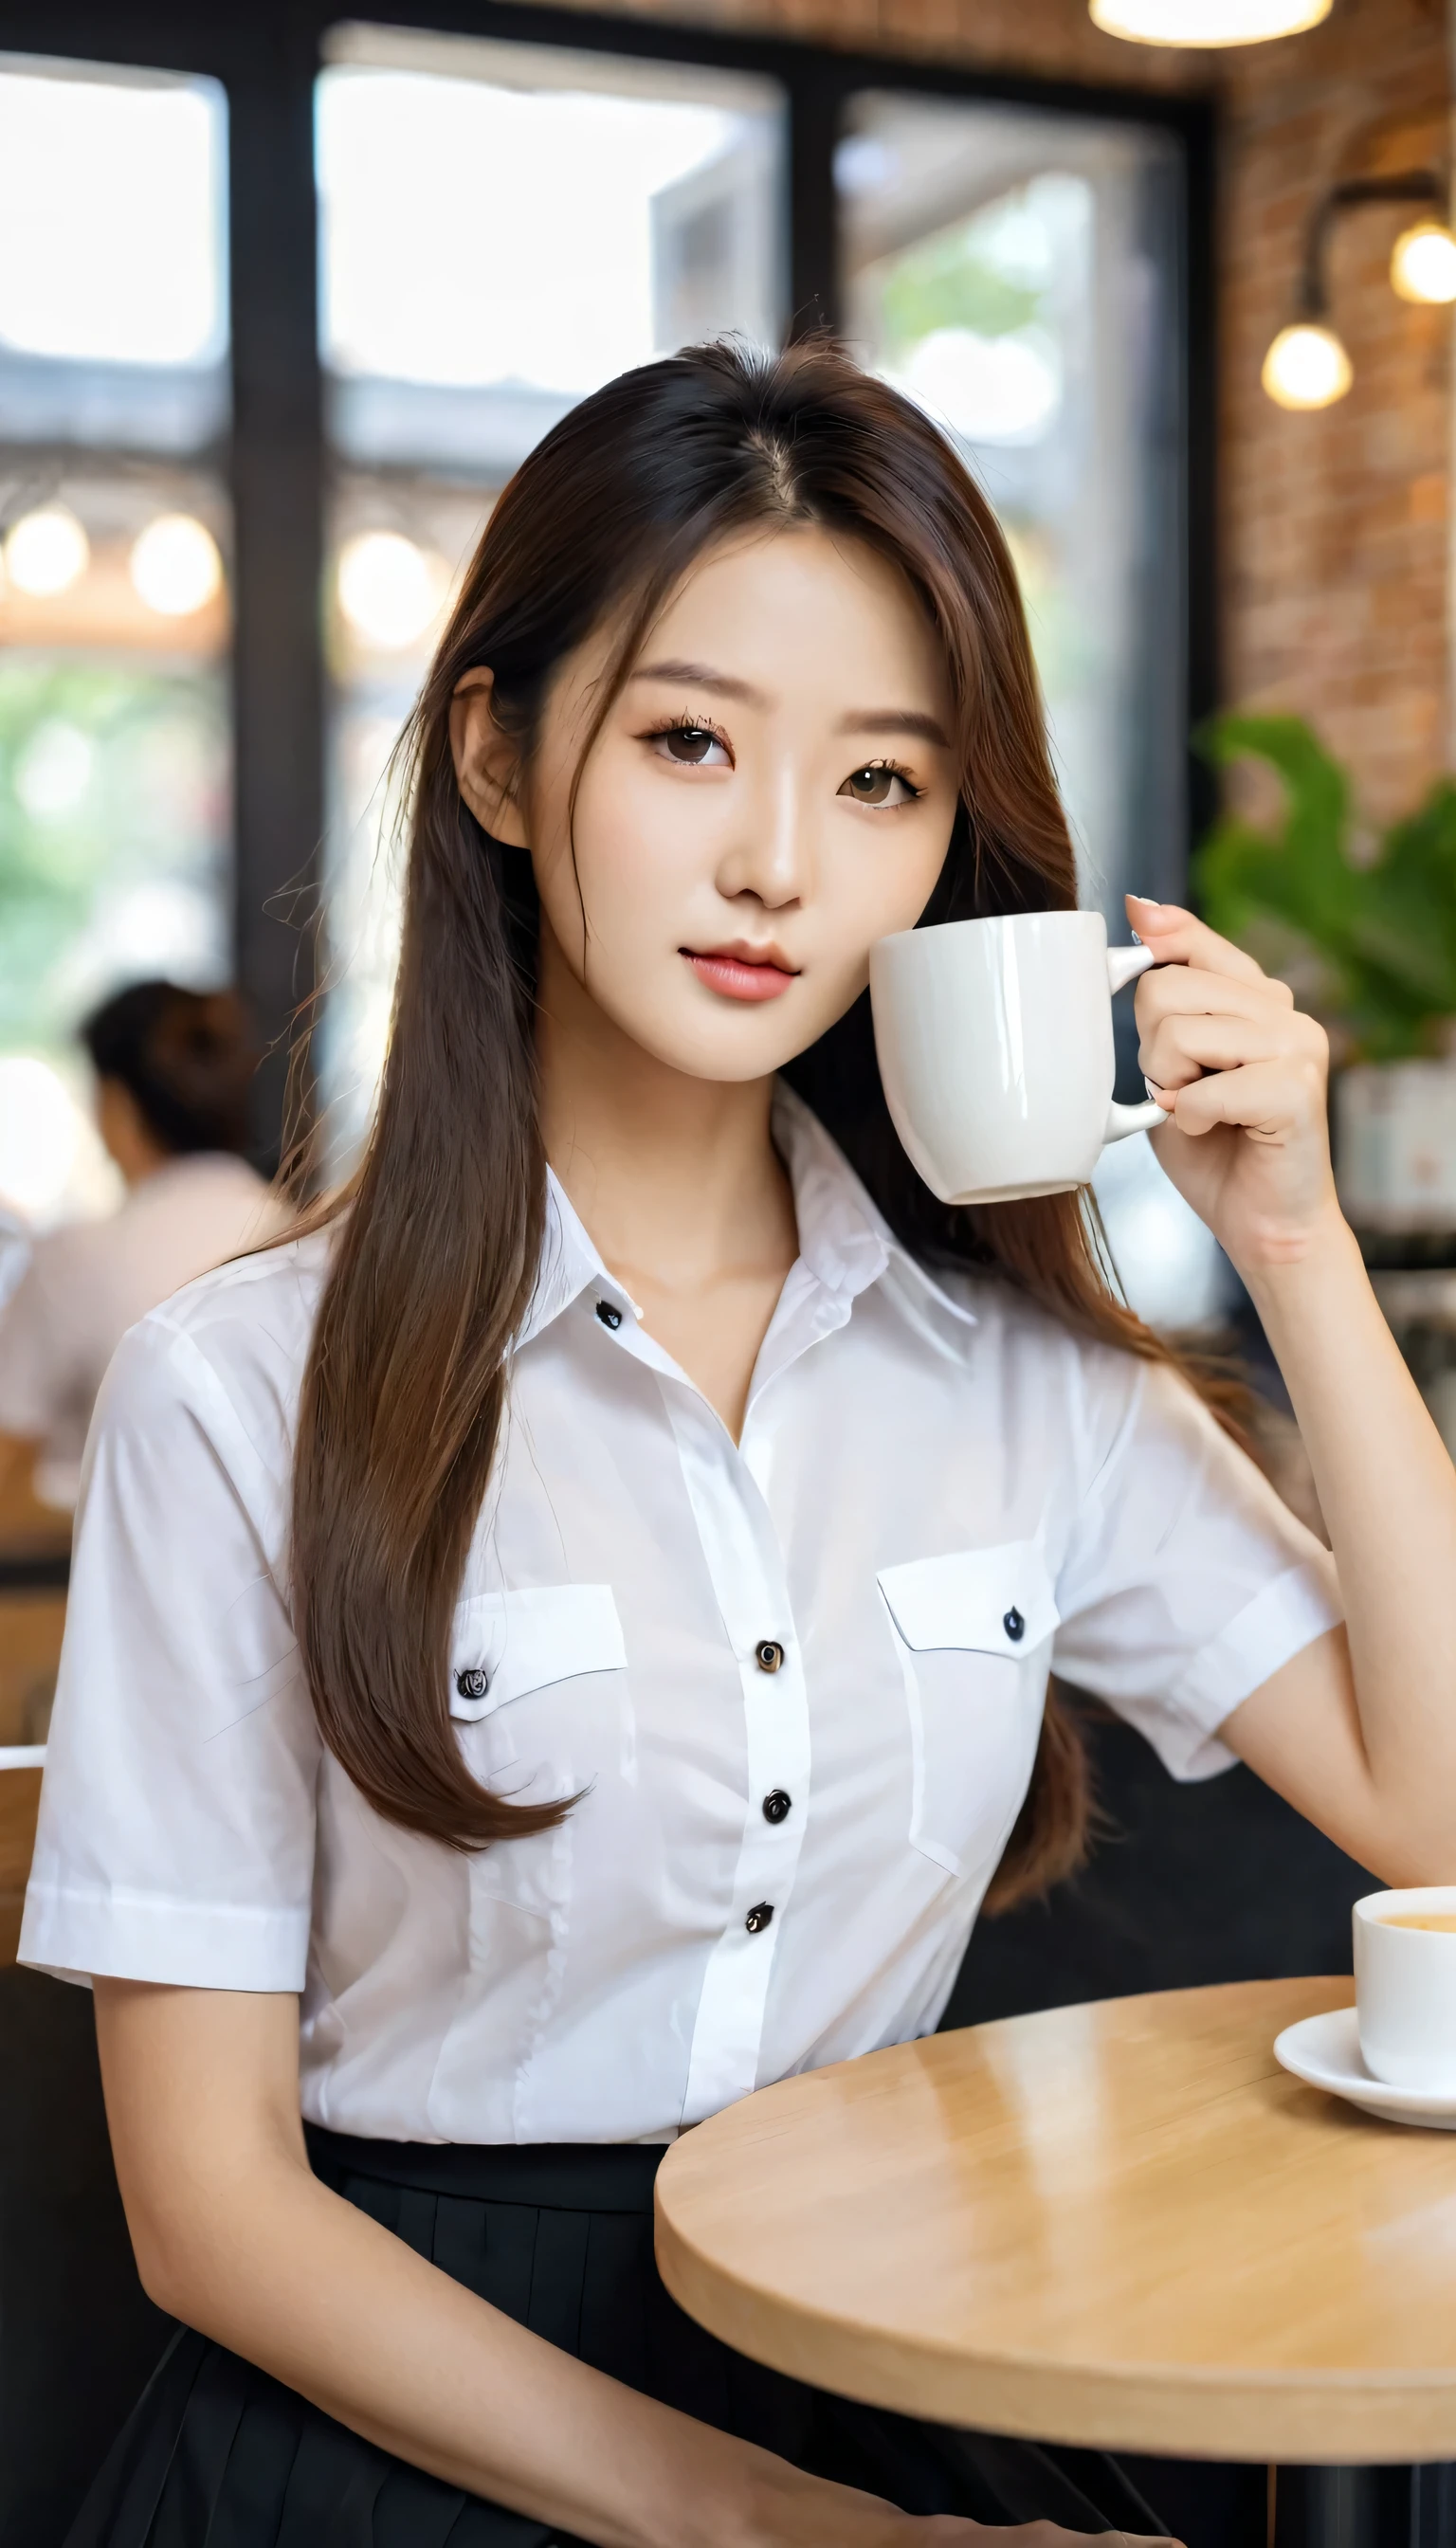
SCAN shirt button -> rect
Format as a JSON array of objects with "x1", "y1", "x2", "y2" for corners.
[
  {"x1": 1003, "y1": 1607, "x2": 1026, "y2": 1643},
  {"x1": 595, "y1": 1301, "x2": 623, "y2": 1331},
  {"x1": 456, "y1": 1666, "x2": 490, "y2": 1700},
  {"x1": 745, "y1": 1902, "x2": 774, "y2": 1934},
  {"x1": 762, "y1": 1790, "x2": 792, "y2": 1825},
  {"x1": 755, "y1": 1639, "x2": 785, "y2": 1674}
]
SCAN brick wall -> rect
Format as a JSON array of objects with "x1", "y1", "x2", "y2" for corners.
[
  {"x1": 526, "y1": 0, "x2": 1451, "y2": 832},
  {"x1": 1220, "y1": 0, "x2": 1449, "y2": 827}
]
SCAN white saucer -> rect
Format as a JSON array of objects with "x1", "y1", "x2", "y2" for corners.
[{"x1": 1274, "y1": 2006, "x2": 1456, "y2": 2128}]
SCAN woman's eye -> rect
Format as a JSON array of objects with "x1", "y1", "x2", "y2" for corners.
[
  {"x1": 656, "y1": 724, "x2": 727, "y2": 767},
  {"x1": 840, "y1": 763, "x2": 916, "y2": 808}
]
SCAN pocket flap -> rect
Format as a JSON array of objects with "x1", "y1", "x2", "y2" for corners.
[
  {"x1": 877, "y1": 1541, "x2": 1059, "y2": 1657},
  {"x1": 449, "y1": 1584, "x2": 626, "y2": 1720}
]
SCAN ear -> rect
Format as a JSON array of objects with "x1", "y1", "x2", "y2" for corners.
[{"x1": 449, "y1": 667, "x2": 529, "y2": 846}]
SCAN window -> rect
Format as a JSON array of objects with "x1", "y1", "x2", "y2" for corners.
[
  {"x1": 0, "y1": 56, "x2": 230, "y2": 1226},
  {"x1": 839, "y1": 92, "x2": 1186, "y2": 934},
  {"x1": 0, "y1": 15, "x2": 1205, "y2": 1206},
  {"x1": 316, "y1": 25, "x2": 788, "y2": 1162}
]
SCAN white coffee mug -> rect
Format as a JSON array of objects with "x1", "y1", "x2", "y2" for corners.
[
  {"x1": 1354, "y1": 1887, "x2": 1456, "y2": 2091},
  {"x1": 869, "y1": 909, "x2": 1167, "y2": 1207}
]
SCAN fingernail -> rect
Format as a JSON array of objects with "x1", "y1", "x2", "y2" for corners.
[
  {"x1": 1127, "y1": 893, "x2": 1162, "y2": 911},
  {"x1": 1130, "y1": 929, "x2": 1143, "y2": 946},
  {"x1": 1144, "y1": 1076, "x2": 1170, "y2": 1104}
]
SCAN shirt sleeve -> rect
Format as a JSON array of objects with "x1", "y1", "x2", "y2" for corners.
[
  {"x1": 19, "y1": 1306, "x2": 320, "y2": 1991},
  {"x1": 1051, "y1": 1353, "x2": 1342, "y2": 1781}
]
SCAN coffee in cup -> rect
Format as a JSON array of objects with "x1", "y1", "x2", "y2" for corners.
[
  {"x1": 1354, "y1": 1887, "x2": 1456, "y2": 2089},
  {"x1": 868, "y1": 910, "x2": 1167, "y2": 1207}
]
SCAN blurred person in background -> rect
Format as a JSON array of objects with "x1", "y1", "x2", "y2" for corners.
[{"x1": 0, "y1": 980, "x2": 282, "y2": 1513}]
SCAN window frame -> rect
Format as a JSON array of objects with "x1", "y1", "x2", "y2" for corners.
[{"x1": 0, "y1": 0, "x2": 1215, "y2": 1161}]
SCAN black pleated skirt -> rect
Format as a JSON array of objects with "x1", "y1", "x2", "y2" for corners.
[{"x1": 67, "y1": 2129, "x2": 1173, "y2": 2546}]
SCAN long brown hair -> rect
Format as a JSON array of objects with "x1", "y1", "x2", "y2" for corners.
[{"x1": 292, "y1": 339, "x2": 1237, "y2": 1908}]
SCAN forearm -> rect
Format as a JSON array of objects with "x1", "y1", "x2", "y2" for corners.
[
  {"x1": 1243, "y1": 1208, "x2": 1456, "y2": 1864},
  {"x1": 136, "y1": 2147, "x2": 833, "y2": 2548}
]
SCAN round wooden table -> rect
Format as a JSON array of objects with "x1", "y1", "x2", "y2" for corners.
[{"x1": 656, "y1": 1977, "x2": 1456, "y2": 2490}]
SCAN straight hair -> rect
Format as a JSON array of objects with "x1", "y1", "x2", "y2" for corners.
[{"x1": 290, "y1": 339, "x2": 1247, "y2": 1910}]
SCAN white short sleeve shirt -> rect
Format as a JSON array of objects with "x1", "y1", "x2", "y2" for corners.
[{"x1": 22, "y1": 1089, "x2": 1340, "y2": 2144}]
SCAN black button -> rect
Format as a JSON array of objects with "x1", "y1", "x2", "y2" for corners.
[
  {"x1": 455, "y1": 1666, "x2": 490, "y2": 1701},
  {"x1": 762, "y1": 1790, "x2": 792, "y2": 1825},
  {"x1": 595, "y1": 1301, "x2": 623, "y2": 1331},
  {"x1": 755, "y1": 1639, "x2": 785, "y2": 1674},
  {"x1": 1003, "y1": 1607, "x2": 1026, "y2": 1644},
  {"x1": 745, "y1": 1902, "x2": 774, "y2": 1934}
]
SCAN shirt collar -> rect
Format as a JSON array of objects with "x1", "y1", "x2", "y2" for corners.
[
  {"x1": 770, "y1": 1082, "x2": 977, "y2": 1346},
  {"x1": 516, "y1": 1081, "x2": 976, "y2": 1355}
]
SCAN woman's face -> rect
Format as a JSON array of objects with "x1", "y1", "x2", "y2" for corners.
[{"x1": 454, "y1": 527, "x2": 960, "y2": 1083}]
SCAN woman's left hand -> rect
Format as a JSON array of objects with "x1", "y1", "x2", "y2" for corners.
[{"x1": 1124, "y1": 893, "x2": 1342, "y2": 1280}]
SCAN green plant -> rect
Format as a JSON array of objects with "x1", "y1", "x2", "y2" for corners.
[{"x1": 1193, "y1": 714, "x2": 1456, "y2": 1062}]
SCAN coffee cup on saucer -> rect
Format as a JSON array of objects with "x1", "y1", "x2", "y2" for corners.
[
  {"x1": 869, "y1": 909, "x2": 1168, "y2": 1208},
  {"x1": 1354, "y1": 1888, "x2": 1456, "y2": 2091}
]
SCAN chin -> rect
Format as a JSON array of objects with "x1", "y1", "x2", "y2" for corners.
[{"x1": 618, "y1": 998, "x2": 821, "y2": 1086}]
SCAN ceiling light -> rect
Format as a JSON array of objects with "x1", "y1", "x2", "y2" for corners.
[
  {"x1": 1090, "y1": 0, "x2": 1330, "y2": 41},
  {"x1": 337, "y1": 530, "x2": 447, "y2": 650},
  {"x1": 1261, "y1": 322, "x2": 1352, "y2": 410},
  {"x1": 130, "y1": 513, "x2": 224, "y2": 616},
  {"x1": 5, "y1": 506, "x2": 89, "y2": 596},
  {"x1": 1390, "y1": 220, "x2": 1456, "y2": 306}
]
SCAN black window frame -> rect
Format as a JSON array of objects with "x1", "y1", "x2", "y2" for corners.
[{"x1": 0, "y1": 0, "x2": 1215, "y2": 1159}]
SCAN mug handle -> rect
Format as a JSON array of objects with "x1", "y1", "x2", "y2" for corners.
[{"x1": 1103, "y1": 942, "x2": 1167, "y2": 1142}]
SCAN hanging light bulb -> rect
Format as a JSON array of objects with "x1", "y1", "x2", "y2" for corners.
[
  {"x1": 130, "y1": 514, "x2": 224, "y2": 616},
  {"x1": 337, "y1": 531, "x2": 448, "y2": 650},
  {"x1": 5, "y1": 506, "x2": 89, "y2": 597},
  {"x1": 1390, "y1": 220, "x2": 1456, "y2": 306},
  {"x1": 1090, "y1": 0, "x2": 1330, "y2": 42},
  {"x1": 1261, "y1": 322, "x2": 1352, "y2": 410}
]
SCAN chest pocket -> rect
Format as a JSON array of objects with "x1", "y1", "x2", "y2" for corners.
[
  {"x1": 877, "y1": 1541, "x2": 1059, "y2": 1880},
  {"x1": 448, "y1": 1584, "x2": 627, "y2": 1778}
]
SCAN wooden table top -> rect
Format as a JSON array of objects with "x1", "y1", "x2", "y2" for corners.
[{"x1": 655, "y1": 1978, "x2": 1456, "y2": 2465}]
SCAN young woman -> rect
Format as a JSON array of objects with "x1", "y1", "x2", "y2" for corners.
[{"x1": 23, "y1": 341, "x2": 1456, "y2": 2548}]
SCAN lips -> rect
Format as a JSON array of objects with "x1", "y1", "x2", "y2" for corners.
[{"x1": 682, "y1": 946, "x2": 798, "y2": 1004}]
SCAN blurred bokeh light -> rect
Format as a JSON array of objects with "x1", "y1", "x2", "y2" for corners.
[
  {"x1": 129, "y1": 514, "x2": 224, "y2": 617},
  {"x1": 1261, "y1": 320, "x2": 1353, "y2": 410}
]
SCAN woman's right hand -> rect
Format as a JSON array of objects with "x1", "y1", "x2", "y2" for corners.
[
  {"x1": 731, "y1": 2451, "x2": 1177, "y2": 2548},
  {"x1": 911, "y1": 2527, "x2": 1176, "y2": 2548}
]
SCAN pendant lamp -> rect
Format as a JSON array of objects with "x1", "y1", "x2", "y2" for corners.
[
  {"x1": 1259, "y1": 171, "x2": 1449, "y2": 410},
  {"x1": 1390, "y1": 220, "x2": 1456, "y2": 306},
  {"x1": 1090, "y1": 0, "x2": 1330, "y2": 41},
  {"x1": 1261, "y1": 323, "x2": 1352, "y2": 410}
]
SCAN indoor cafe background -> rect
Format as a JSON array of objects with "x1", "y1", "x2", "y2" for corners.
[
  {"x1": 0, "y1": 10, "x2": 1209, "y2": 1295},
  {"x1": 0, "y1": 2, "x2": 1452, "y2": 2525},
  {"x1": 0, "y1": 0, "x2": 1450, "y2": 2029}
]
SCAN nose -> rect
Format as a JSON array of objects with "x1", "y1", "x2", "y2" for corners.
[{"x1": 713, "y1": 755, "x2": 810, "y2": 914}]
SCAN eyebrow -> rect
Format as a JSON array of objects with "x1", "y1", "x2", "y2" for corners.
[
  {"x1": 837, "y1": 708, "x2": 951, "y2": 749},
  {"x1": 631, "y1": 659, "x2": 951, "y2": 751},
  {"x1": 630, "y1": 658, "x2": 766, "y2": 705}
]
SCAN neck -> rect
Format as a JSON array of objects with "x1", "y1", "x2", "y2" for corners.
[{"x1": 535, "y1": 919, "x2": 796, "y2": 1301}]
